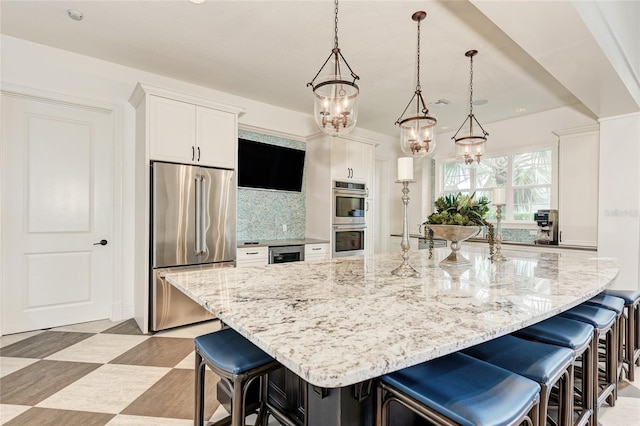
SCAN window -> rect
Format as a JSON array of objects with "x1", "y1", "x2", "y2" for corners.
[{"x1": 440, "y1": 149, "x2": 552, "y2": 221}]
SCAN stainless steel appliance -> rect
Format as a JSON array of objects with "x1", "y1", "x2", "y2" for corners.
[
  {"x1": 269, "y1": 245, "x2": 305, "y2": 264},
  {"x1": 333, "y1": 224, "x2": 366, "y2": 257},
  {"x1": 333, "y1": 181, "x2": 367, "y2": 225},
  {"x1": 151, "y1": 161, "x2": 236, "y2": 331},
  {"x1": 534, "y1": 209, "x2": 559, "y2": 245}
]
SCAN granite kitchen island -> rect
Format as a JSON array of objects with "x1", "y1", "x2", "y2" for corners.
[{"x1": 165, "y1": 246, "x2": 619, "y2": 425}]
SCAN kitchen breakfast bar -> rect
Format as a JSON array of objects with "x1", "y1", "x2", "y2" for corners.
[{"x1": 165, "y1": 246, "x2": 619, "y2": 425}]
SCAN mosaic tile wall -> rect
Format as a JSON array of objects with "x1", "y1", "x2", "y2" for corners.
[{"x1": 237, "y1": 130, "x2": 306, "y2": 242}]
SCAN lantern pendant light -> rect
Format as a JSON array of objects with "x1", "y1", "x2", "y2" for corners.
[
  {"x1": 307, "y1": 0, "x2": 360, "y2": 135},
  {"x1": 395, "y1": 11, "x2": 437, "y2": 158},
  {"x1": 452, "y1": 50, "x2": 488, "y2": 168}
]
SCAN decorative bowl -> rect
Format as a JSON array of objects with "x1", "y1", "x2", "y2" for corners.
[{"x1": 426, "y1": 225, "x2": 481, "y2": 267}]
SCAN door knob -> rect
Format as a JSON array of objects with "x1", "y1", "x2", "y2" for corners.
[{"x1": 93, "y1": 239, "x2": 108, "y2": 246}]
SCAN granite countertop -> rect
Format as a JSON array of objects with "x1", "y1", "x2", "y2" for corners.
[
  {"x1": 165, "y1": 246, "x2": 618, "y2": 388},
  {"x1": 238, "y1": 238, "x2": 329, "y2": 248}
]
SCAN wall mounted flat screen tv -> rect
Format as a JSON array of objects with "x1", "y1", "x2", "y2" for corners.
[{"x1": 238, "y1": 139, "x2": 306, "y2": 192}]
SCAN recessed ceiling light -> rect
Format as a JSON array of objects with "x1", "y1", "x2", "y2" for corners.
[
  {"x1": 66, "y1": 9, "x2": 83, "y2": 21},
  {"x1": 515, "y1": 107, "x2": 527, "y2": 113},
  {"x1": 190, "y1": 0, "x2": 207, "y2": 4},
  {"x1": 472, "y1": 99, "x2": 488, "y2": 106}
]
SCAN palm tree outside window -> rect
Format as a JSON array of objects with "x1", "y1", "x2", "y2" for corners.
[{"x1": 440, "y1": 149, "x2": 552, "y2": 222}]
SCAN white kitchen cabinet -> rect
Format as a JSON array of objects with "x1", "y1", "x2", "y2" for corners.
[
  {"x1": 305, "y1": 134, "x2": 377, "y2": 257},
  {"x1": 196, "y1": 106, "x2": 237, "y2": 168},
  {"x1": 557, "y1": 125, "x2": 599, "y2": 247},
  {"x1": 331, "y1": 137, "x2": 373, "y2": 182},
  {"x1": 236, "y1": 246, "x2": 269, "y2": 267},
  {"x1": 149, "y1": 95, "x2": 237, "y2": 169},
  {"x1": 304, "y1": 243, "x2": 329, "y2": 261}
]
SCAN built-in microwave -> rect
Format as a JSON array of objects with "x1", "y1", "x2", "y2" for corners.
[
  {"x1": 333, "y1": 181, "x2": 367, "y2": 225},
  {"x1": 333, "y1": 224, "x2": 366, "y2": 257}
]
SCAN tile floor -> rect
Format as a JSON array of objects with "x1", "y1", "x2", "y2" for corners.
[{"x1": 1, "y1": 319, "x2": 639, "y2": 425}]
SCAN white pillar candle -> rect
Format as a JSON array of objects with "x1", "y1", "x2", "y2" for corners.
[
  {"x1": 397, "y1": 157, "x2": 414, "y2": 180},
  {"x1": 493, "y1": 188, "x2": 506, "y2": 205}
]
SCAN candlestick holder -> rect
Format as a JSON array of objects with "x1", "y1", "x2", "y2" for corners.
[
  {"x1": 392, "y1": 179, "x2": 419, "y2": 277},
  {"x1": 491, "y1": 203, "x2": 507, "y2": 262}
]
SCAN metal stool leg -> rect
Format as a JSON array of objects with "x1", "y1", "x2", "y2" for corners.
[{"x1": 195, "y1": 350, "x2": 206, "y2": 426}]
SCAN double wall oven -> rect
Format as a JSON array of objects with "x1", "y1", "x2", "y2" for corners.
[{"x1": 332, "y1": 181, "x2": 366, "y2": 257}]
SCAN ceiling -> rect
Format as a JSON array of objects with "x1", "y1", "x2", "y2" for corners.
[{"x1": 0, "y1": 0, "x2": 583, "y2": 137}]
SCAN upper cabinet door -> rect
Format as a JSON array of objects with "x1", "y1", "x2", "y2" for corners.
[
  {"x1": 330, "y1": 138, "x2": 350, "y2": 180},
  {"x1": 330, "y1": 138, "x2": 372, "y2": 182},
  {"x1": 149, "y1": 95, "x2": 197, "y2": 164},
  {"x1": 196, "y1": 106, "x2": 236, "y2": 169}
]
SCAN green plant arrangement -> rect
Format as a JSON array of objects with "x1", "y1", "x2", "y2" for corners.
[{"x1": 422, "y1": 192, "x2": 495, "y2": 260}]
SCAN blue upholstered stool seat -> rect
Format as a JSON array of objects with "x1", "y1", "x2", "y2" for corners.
[
  {"x1": 195, "y1": 328, "x2": 274, "y2": 375},
  {"x1": 560, "y1": 304, "x2": 617, "y2": 330},
  {"x1": 463, "y1": 334, "x2": 574, "y2": 426},
  {"x1": 560, "y1": 304, "x2": 618, "y2": 423},
  {"x1": 194, "y1": 328, "x2": 281, "y2": 426},
  {"x1": 516, "y1": 316, "x2": 595, "y2": 426},
  {"x1": 584, "y1": 293, "x2": 625, "y2": 315},
  {"x1": 603, "y1": 289, "x2": 640, "y2": 304},
  {"x1": 603, "y1": 290, "x2": 640, "y2": 381},
  {"x1": 377, "y1": 352, "x2": 540, "y2": 426},
  {"x1": 516, "y1": 316, "x2": 593, "y2": 352}
]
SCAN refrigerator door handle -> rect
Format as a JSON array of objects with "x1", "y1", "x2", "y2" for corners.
[
  {"x1": 195, "y1": 174, "x2": 202, "y2": 256},
  {"x1": 199, "y1": 174, "x2": 208, "y2": 257}
]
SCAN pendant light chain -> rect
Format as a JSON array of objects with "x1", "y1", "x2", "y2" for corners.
[
  {"x1": 334, "y1": 0, "x2": 339, "y2": 49},
  {"x1": 416, "y1": 17, "x2": 421, "y2": 91},
  {"x1": 469, "y1": 53, "x2": 474, "y2": 116}
]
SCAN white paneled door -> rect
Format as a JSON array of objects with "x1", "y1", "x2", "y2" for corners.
[{"x1": 2, "y1": 93, "x2": 114, "y2": 335}]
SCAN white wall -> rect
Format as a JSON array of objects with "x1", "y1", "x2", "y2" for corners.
[
  {"x1": 598, "y1": 113, "x2": 640, "y2": 291},
  {"x1": 0, "y1": 35, "x2": 397, "y2": 321}
]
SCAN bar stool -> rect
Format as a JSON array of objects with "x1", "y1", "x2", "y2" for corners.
[
  {"x1": 560, "y1": 304, "x2": 617, "y2": 424},
  {"x1": 604, "y1": 289, "x2": 640, "y2": 381},
  {"x1": 195, "y1": 328, "x2": 281, "y2": 426},
  {"x1": 376, "y1": 352, "x2": 541, "y2": 426},
  {"x1": 515, "y1": 316, "x2": 595, "y2": 426},
  {"x1": 463, "y1": 334, "x2": 574, "y2": 426},
  {"x1": 584, "y1": 293, "x2": 625, "y2": 386}
]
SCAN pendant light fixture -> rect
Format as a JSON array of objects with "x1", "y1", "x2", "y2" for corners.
[
  {"x1": 307, "y1": 0, "x2": 359, "y2": 135},
  {"x1": 452, "y1": 50, "x2": 488, "y2": 167},
  {"x1": 395, "y1": 11, "x2": 437, "y2": 158}
]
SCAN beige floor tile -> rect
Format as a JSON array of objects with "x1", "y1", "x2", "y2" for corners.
[
  {"x1": 0, "y1": 330, "x2": 44, "y2": 348},
  {"x1": 45, "y1": 334, "x2": 150, "y2": 364},
  {"x1": 36, "y1": 364, "x2": 169, "y2": 414},
  {"x1": 209, "y1": 405, "x2": 229, "y2": 423},
  {"x1": 105, "y1": 414, "x2": 193, "y2": 425},
  {"x1": 0, "y1": 404, "x2": 30, "y2": 424},
  {"x1": 51, "y1": 319, "x2": 126, "y2": 334},
  {"x1": 0, "y1": 357, "x2": 38, "y2": 378},
  {"x1": 173, "y1": 351, "x2": 196, "y2": 370},
  {"x1": 153, "y1": 320, "x2": 220, "y2": 339},
  {"x1": 598, "y1": 396, "x2": 640, "y2": 425}
]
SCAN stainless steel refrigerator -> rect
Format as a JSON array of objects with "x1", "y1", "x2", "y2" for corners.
[{"x1": 151, "y1": 161, "x2": 236, "y2": 331}]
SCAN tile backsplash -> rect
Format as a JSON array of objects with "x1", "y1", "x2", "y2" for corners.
[{"x1": 237, "y1": 130, "x2": 306, "y2": 242}]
